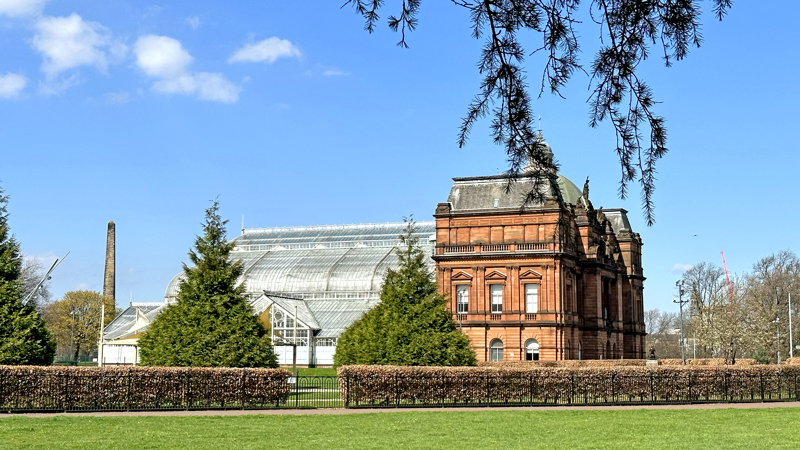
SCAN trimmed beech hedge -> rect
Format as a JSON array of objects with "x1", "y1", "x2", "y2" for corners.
[
  {"x1": 0, "y1": 366, "x2": 291, "y2": 412},
  {"x1": 478, "y1": 360, "x2": 647, "y2": 368},
  {"x1": 338, "y1": 365, "x2": 800, "y2": 407},
  {"x1": 658, "y1": 358, "x2": 757, "y2": 366},
  {"x1": 478, "y1": 358, "x2": 758, "y2": 368}
]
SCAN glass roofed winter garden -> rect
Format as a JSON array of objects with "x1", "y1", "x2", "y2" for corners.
[{"x1": 161, "y1": 221, "x2": 436, "y2": 365}]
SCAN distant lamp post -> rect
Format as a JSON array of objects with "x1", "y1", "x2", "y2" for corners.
[
  {"x1": 70, "y1": 308, "x2": 76, "y2": 362},
  {"x1": 772, "y1": 317, "x2": 781, "y2": 364},
  {"x1": 673, "y1": 280, "x2": 688, "y2": 365}
]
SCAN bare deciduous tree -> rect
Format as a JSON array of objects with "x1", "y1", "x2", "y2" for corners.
[
  {"x1": 742, "y1": 251, "x2": 800, "y2": 364},
  {"x1": 20, "y1": 256, "x2": 52, "y2": 308},
  {"x1": 644, "y1": 308, "x2": 680, "y2": 359}
]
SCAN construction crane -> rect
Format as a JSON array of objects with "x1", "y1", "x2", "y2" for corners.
[{"x1": 720, "y1": 251, "x2": 735, "y2": 301}]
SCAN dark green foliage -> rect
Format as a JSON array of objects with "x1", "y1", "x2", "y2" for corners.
[
  {"x1": 334, "y1": 220, "x2": 476, "y2": 367},
  {"x1": 752, "y1": 347, "x2": 770, "y2": 365},
  {"x1": 138, "y1": 200, "x2": 277, "y2": 368},
  {"x1": 0, "y1": 186, "x2": 56, "y2": 365},
  {"x1": 344, "y1": 0, "x2": 734, "y2": 225}
]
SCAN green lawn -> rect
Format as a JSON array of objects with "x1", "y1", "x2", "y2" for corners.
[
  {"x1": 296, "y1": 367, "x2": 337, "y2": 376},
  {"x1": 2, "y1": 407, "x2": 800, "y2": 449}
]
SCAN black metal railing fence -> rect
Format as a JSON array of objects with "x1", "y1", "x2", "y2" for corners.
[
  {"x1": 0, "y1": 367, "x2": 292, "y2": 413},
  {"x1": 341, "y1": 371, "x2": 800, "y2": 408},
  {"x1": 3, "y1": 369, "x2": 799, "y2": 412}
]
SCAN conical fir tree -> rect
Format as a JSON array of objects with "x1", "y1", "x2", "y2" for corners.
[
  {"x1": 0, "y1": 187, "x2": 56, "y2": 365},
  {"x1": 138, "y1": 200, "x2": 277, "y2": 367},
  {"x1": 334, "y1": 219, "x2": 476, "y2": 366}
]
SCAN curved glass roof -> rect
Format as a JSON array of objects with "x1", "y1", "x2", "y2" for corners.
[{"x1": 165, "y1": 222, "x2": 436, "y2": 301}]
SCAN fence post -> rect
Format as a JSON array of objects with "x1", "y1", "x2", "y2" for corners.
[
  {"x1": 529, "y1": 374, "x2": 533, "y2": 406},
  {"x1": 240, "y1": 371, "x2": 246, "y2": 410},
  {"x1": 485, "y1": 374, "x2": 490, "y2": 406},
  {"x1": 295, "y1": 374, "x2": 300, "y2": 408},
  {"x1": 650, "y1": 372, "x2": 654, "y2": 405},
  {"x1": 611, "y1": 373, "x2": 616, "y2": 406},
  {"x1": 723, "y1": 371, "x2": 728, "y2": 402},
  {"x1": 60, "y1": 372, "x2": 67, "y2": 411},
  {"x1": 568, "y1": 374, "x2": 573, "y2": 405},
  {"x1": 125, "y1": 368, "x2": 131, "y2": 412},
  {"x1": 344, "y1": 375, "x2": 350, "y2": 408},
  {"x1": 760, "y1": 372, "x2": 765, "y2": 401},
  {"x1": 185, "y1": 370, "x2": 191, "y2": 410}
]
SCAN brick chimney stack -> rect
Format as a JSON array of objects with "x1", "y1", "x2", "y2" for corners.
[{"x1": 103, "y1": 221, "x2": 115, "y2": 302}]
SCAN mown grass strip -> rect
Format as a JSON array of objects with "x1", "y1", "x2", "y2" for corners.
[{"x1": 2, "y1": 407, "x2": 800, "y2": 449}]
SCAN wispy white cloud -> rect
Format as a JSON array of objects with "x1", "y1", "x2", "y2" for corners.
[
  {"x1": 0, "y1": 0, "x2": 49, "y2": 18},
  {"x1": 142, "y1": 5, "x2": 164, "y2": 19},
  {"x1": 321, "y1": 66, "x2": 349, "y2": 77},
  {"x1": 151, "y1": 73, "x2": 239, "y2": 103},
  {"x1": 38, "y1": 73, "x2": 79, "y2": 96},
  {"x1": 304, "y1": 64, "x2": 351, "y2": 78},
  {"x1": 185, "y1": 15, "x2": 201, "y2": 30},
  {"x1": 32, "y1": 14, "x2": 127, "y2": 80},
  {"x1": 671, "y1": 263, "x2": 694, "y2": 275},
  {"x1": 228, "y1": 37, "x2": 300, "y2": 64},
  {"x1": 0, "y1": 72, "x2": 26, "y2": 98},
  {"x1": 135, "y1": 34, "x2": 239, "y2": 103},
  {"x1": 105, "y1": 91, "x2": 129, "y2": 104}
]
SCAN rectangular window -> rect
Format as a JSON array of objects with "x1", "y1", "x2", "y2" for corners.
[
  {"x1": 525, "y1": 283, "x2": 538, "y2": 313},
  {"x1": 490, "y1": 284, "x2": 503, "y2": 313},
  {"x1": 490, "y1": 347, "x2": 503, "y2": 361},
  {"x1": 456, "y1": 285, "x2": 469, "y2": 313}
]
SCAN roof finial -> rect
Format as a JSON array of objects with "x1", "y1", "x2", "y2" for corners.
[
  {"x1": 537, "y1": 115, "x2": 542, "y2": 134},
  {"x1": 583, "y1": 176, "x2": 590, "y2": 199}
]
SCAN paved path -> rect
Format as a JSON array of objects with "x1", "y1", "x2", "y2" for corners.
[{"x1": 12, "y1": 401, "x2": 800, "y2": 418}]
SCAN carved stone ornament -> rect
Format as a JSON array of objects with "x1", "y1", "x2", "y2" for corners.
[
  {"x1": 484, "y1": 270, "x2": 508, "y2": 280},
  {"x1": 451, "y1": 270, "x2": 474, "y2": 280},
  {"x1": 519, "y1": 269, "x2": 543, "y2": 279}
]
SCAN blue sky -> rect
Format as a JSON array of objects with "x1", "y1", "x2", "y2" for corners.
[{"x1": 2, "y1": 1, "x2": 797, "y2": 313}]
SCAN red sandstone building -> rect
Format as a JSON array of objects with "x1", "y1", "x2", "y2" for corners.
[{"x1": 433, "y1": 142, "x2": 646, "y2": 361}]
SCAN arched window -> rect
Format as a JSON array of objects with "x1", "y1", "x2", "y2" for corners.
[
  {"x1": 578, "y1": 342, "x2": 582, "y2": 360},
  {"x1": 490, "y1": 339, "x2": 504, "y2": 361},
  {"x1": 525, "y1": 339, "x2": 539, "y2": 361}
]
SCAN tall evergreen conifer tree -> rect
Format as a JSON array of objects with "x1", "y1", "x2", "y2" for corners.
[
  {"x1": 138, "y1": 201, "x2": 277, "y2": 367},
  {"x1": 0, "y1": 187, "x2": 56, "y2": 365},
  {"x1": 334, "y1": 219, "x2": 476, "y2": 366}
]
